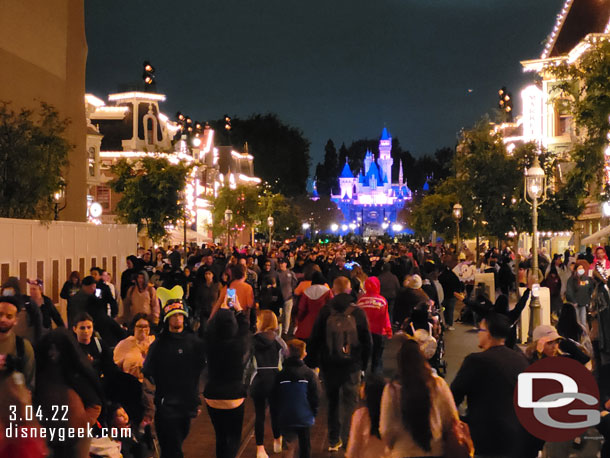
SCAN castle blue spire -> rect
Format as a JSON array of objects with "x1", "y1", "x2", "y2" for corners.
[
  {"x1": 339, "y1": 160, "x2": 354, "y2": 178},
  {"x1": 381, "y1": 127, "x2": 391, "y2": 140}
]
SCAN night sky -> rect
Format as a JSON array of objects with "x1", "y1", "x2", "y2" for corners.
[{"x1": 85, "y1": 0, "x2": 564, "y2": 166}]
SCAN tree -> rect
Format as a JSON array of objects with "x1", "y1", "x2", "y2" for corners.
[
  {"x1": 409, "y1": 122, "x2": 573, "y2": 241},
  {"x1": 211, "y1": 184, "x2": 300, "y2": 241},
  {"x1": 258, "y1": 188, "x2": 300, "y2": 240},
  {"x1": 210, "y1": 185, "x2": 261, "y2": 238},
  {"x1": 316, "y1": 139, "x2": 339, "y2": 196},
  {"x1": 209, "y1": 114, "x2": 311, "y2": 196},
  {"x1": 293, "y1": 194, "x2": 344, "y2": 234},
  {"x1": 548, "y1": 40, "x2": 610, "y2": 215},
  {"x1": 109, "y1": 157, "x2": 192, "y2": 243},
  {"x1": 0, "y1": 101, "x2": 70, "y2": 219}
]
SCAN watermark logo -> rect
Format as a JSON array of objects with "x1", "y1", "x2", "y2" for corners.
[{"x1": 514, "y1": 357, "x2": 600, "y2": 441}]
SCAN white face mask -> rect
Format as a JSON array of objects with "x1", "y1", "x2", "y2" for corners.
[{"x1": 577, "y1": 268, "x2": 585, "y2": 276}]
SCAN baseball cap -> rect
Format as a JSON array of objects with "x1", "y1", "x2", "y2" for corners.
[{"x1": 533, "y1": 325, "x2": 561, "y2": 343}]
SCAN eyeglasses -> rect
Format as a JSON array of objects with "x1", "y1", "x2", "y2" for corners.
[{"x1": 135, "y1": 324, "x2": 150, "y2": 329}]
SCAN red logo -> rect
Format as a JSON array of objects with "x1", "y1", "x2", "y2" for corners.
[{"x1": 514, "y1": 357, "x2": 600, "y2": 442}]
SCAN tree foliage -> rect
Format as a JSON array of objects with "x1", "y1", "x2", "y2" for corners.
[
  {"x1": 409, "y1": 122, "x2": 574, "y2": 240},
  {"x1": 293, "y1": 195, "x2": 344, "y2": 234},
  {"x1": 315, "y1": 139, "x2": 339, "y2": 196},
  {"x1": 109, "y1": 157, "x2": 192, "y2": 243},
  {"x1": 0, "y1": 101, "x2": 70, "y2": 219},
  {"x1": 548, "y1": 40, "x2": 610, "y2": 211},
  {"x1": 211, "y1": 184, "x2": 300, "y2": 241},
  {"x1": 209, "y1": 113, "x2": 311, "y2": 197}
]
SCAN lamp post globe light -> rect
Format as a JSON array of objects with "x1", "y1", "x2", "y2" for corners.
[
  {"x1": 224, "y1": 209, "x2": 233, "y2": 252},
  {"x1": 53, "y1": 186, "x2": 66, "y2": 221},
  {"x1": 452, "y1": 203, "x2": 463, "y2": 253},
  {"x1": 524, "y1": 155, "x2": 547, "y2": 340},
  {"x1": 302, "y1": 222, "x2": 311, "y2": 240},
  {"x1": 267, "y1": 216, "x2": 274, "y2": 253}
]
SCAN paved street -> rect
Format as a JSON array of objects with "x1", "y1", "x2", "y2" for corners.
[
  {"x1": 184, "y1": 318, "x2": 605, "y2": 458},
  {"x1": 183, "y1": 322, "x2": 478, "y2": 458}
]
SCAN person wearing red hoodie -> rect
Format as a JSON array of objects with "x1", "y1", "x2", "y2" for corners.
[
  {"x1": 295, "y1": 272, "x2": 333, "y2": 362},
  {"x1": 357, "y1": 277, "x2": 392, "y2": 373}
]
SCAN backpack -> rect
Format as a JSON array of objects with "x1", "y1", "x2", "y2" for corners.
[
  {"x1": 325, "y1": 305, "x2": 359, "y2": 363},
  {"x1": 13, "y1": 335, "x2": 25, "y2": 373}
]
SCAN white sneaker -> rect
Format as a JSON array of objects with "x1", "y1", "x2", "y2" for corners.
[
  {"x1": 448, "y1": 326, "x2": 455, "y2": 331},
  {"x1": 273, "y1": 437, "x2": 282, "y2": 453}
]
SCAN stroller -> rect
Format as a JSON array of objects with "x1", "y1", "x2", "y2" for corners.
[{"x1": 401, "y1": 302, "x2": 448, "y2": 377}]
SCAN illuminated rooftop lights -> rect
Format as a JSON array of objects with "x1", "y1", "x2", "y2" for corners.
[
  {"x1": 330, "y1": 223, "x2": 339, "y2": 232},
  {"x1": 392, "y1": 223, "x2": 403, "y2": 232},
  {"x1": 381, "y1": 222, "x2": 389, "y2": 230},
  {"x1": 349, "y1": 223, "x2": 357, "y2": 230},
  {"x1": 341, "y1": 224, "x2": 348, "y2": 232},
  {"x1": 108, "y1": 92, "x2": 166, "y2": 102},
  {"x1": 541, "y1": 0, "x2": 574, "y2": 59},
  {"x1": 85, "y1": 94, "x2": 105, "y2": 107}
]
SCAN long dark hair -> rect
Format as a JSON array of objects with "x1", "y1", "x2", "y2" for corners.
[
  {"x1": 397, "y1": 339, "x2": 434, "y2": 451},
  {"x1": 35, "y1": 328, "x2": 104, "y2": 401},
  {"x1": 557, "y1": 302, "x2": 583, "y2": 342},
  {"x1": 364, "y1": 374, "x2": 385, "y2": 439}
]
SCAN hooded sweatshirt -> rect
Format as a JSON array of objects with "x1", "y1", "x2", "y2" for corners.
[
  {"x1": 356, "y1": 277, "x2": 392, "y2": 337},
  {"x1": 204, "y1": 309, "x2": 250, "y2": 400},
  {"x1": 249, "y1": 330, "x2": 287, "y2": 398},
  {"x1": 295, "y1": 284, "x2": 333, "y2": 340}
]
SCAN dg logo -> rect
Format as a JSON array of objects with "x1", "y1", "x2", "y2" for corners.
[{"x1": 514, "y1": 356, "x2": 600, "y2": 442}]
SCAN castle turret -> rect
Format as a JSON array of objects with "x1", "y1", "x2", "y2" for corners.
[
  {"x1": 338, "y1": 160, "x2": 355, "y2": 199},
  {"x1": 378, "y1": 127, "x2": 393, "y2": 188}
]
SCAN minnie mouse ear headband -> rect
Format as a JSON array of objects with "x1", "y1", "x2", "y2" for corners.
[
  {"x1": 157, "y1": 285, "x2": 187, "y2": 322},
  {"x1": 27, "y1": 278, "x2": 43, "y2": 288}
]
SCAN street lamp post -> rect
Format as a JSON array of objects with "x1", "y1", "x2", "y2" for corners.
[
  {"x1": 53, "y1": 187, "x2": 66, "y2": 221},
  {"x1": 453, "y1": 203, "x2": 463, "y2": 254},
  {"x1": 524, "y1": 155, "x2": 547, "y2": 340},
  {"x1": 224, "y1": 209, "x2": 233, "y2": 254},
  {"x1": 267, "y1": 216, "x2": 274, "y2": 253},
  {"x1": 302, "y1": 222, "x2": 311, "y2": 240}
]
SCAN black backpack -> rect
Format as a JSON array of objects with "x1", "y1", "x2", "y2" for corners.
[{"x1": 325, "y1": 305, "x2": 358, "y2": 363}]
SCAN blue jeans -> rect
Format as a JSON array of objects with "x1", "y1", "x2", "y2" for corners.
[
  {"x1": 576, "y1": 304, "x2": 588, "y2": 329},
  {"x1": 444, "y1": 297, "x2": 457, "y2": 326}
]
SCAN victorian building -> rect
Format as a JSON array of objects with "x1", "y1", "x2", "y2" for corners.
[
  {"x1": 495, "y1": 0, "x2": 610, "y2": 250},
  {"x1": 331, "y1": 128, "x2": 412, "y2": 235},
  {"x1": 84, "y1": 90, "x2": 260, "y2": 244}
]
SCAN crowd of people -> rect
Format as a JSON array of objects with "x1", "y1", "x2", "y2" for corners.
[{"x1": 0, "y1": 239, "x2": 609, "y2": 458}]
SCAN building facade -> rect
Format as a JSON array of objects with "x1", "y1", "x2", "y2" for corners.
[
  {"x1": 0, "y1": 0, "x2": 88, "y2": 221},
  {"x1": 331, "y1": 128, "x2": 412, "y2": 235},
  {"x1": 85, "y1": 90, "x2": 260, "y2": 244},
  {"x1": 496, "y1": 0, "x2": 610, "y2": 251}
]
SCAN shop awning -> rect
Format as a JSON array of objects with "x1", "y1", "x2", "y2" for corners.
[{"x1": 581, "y1": 225, "x2": 610, "y2": 245}]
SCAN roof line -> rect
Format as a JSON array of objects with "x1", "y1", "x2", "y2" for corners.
[{"x1": 541, "y1": 0, "x2": 575, "y2": 59}]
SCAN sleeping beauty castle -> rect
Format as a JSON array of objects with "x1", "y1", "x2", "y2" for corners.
[{"x1": 330, "y1": 128, "x2": 412, "y2": 235}]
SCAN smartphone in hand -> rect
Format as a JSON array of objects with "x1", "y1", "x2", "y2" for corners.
[{"x1": 226, "y1": 288, "x2": 236, "y2": 308}]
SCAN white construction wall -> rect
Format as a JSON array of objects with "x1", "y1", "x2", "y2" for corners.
[{"x1": 0, "y1": 218, "x2": 137, "y2": 319}]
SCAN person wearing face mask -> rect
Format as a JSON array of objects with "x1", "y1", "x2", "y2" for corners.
[{"x1": 566, "y1": 260, "x2": 595, "y2": 329}]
